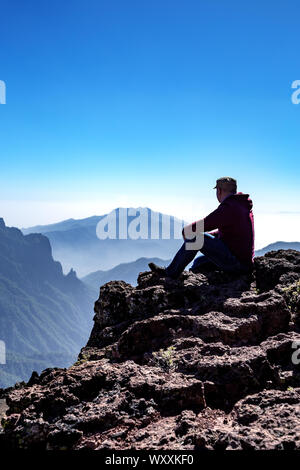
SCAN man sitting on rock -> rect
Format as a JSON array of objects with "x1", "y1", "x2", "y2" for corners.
[{"x1": 149, "y1": 177, "x2": 255, "y2": 279}]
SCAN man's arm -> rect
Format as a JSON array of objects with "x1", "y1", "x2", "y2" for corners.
[
  {"x1": 203, "y1": 203, "x2": 233, "y2": 232},
  {"x1": 182, "y1": 203, "x2": 232, "y2": 240}
]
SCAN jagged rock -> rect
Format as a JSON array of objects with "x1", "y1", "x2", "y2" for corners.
[
  {"x1": 254, "y1": 249, "x2": 300, "y2": 292},
  {"x1": 1, "y1": 249, "x2": 300, "y2": 449},
  {"x1": 195, "y1": 388, "x2": 300, "y2": 450}
]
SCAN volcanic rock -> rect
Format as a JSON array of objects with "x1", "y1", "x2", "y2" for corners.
[{"x1": 1, "y1": 249, "x2": 299, "y2": 450}]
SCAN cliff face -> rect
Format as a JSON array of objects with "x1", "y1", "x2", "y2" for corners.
[
  {"x1": 0, "y1": 219, "x2": 95, "y2": 388},
  {"x1": 1, "y1": 249, "x2": 300, "y2": 450}
]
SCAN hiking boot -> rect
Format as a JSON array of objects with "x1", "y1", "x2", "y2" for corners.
[{"x1": 148, "y1": 262, "x2": 168, "y2": 277}]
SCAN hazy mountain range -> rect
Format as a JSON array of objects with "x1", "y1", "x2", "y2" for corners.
[
  {"x1": 22, "y1": 208, "x2": 185, "y2": 277},
  {"x1": 0, "y1": 218, "x2": 95, "y2": 388},
  {"x1": 82, "y1": 256, "x2": 171, "y2": 291},
  {"x1": 254, "y1": 241, "x2": 300, "y2": 256}
]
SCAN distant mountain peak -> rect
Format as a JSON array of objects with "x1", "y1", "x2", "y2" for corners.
[{"x1": 67, "y1": 268, "x2": 78, "y2": 279}]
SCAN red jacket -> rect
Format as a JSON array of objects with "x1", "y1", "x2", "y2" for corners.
[{"x1": 190, "y1": 192, "x2": 255, "y2": 268}]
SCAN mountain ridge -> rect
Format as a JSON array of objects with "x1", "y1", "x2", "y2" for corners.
[
  {"x1": 82, "y1": 256, "x2": 171, "y2": 289},
  {"x1": 255, "y1": 241, "x2": 300, "y2": 256},
  {"x1": 22, "y1": 208, "x2": 185, "y2": 276},
  {"x1": 0, "y1": 219, "x2": 95, "y2": 388}
]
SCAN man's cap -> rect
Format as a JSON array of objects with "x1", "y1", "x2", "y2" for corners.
[{"x1": 213, "y1": 177, "x2": 237, "y2": 191}]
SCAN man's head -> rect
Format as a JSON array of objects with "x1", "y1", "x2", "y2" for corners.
[{"x1": 214, "y1": 177, "x2": 237, "y2": 203}]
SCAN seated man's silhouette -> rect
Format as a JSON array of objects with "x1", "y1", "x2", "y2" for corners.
[{"x1": 149, "y1": 177, "x2": 255, "y2": 279}]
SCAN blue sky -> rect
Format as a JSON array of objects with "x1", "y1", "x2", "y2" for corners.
[{"x1": 0, "y1": 0, "x2": 299, "y2": 247}]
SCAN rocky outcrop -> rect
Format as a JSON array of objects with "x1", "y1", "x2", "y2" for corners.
[{"x1": 1, "y1": 249, "x2": 300, "y2": 450}]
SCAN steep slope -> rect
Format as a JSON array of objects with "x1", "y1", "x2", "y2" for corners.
[
  {"x1": 1, "y1": 249, "x2": 300, "y2": 450},
  {"x1": 0, "y1": 219, "x2": 95, "y2": 388},
  {"x1": 22, "y1": 209, "x2": 184, "y2": 276},
  {"x1": 82, "y1": 257, "x2": 171, "y2": 289}
]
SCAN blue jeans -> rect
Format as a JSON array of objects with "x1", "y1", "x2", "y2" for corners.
[{"x1": 165, "y1": 233, "x2": 250, "y2": 279}]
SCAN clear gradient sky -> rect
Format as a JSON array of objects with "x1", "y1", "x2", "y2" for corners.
[{"x1": 0, "y1": 0, "x2": 299, "y2": 248}]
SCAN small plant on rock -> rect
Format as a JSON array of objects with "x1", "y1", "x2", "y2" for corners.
[
  {"x1": 73, "y1": 353, "x2": 90, "y2": 366},
  {"x1": 282, "y1": 281, "x2": 300, "y2": 314},
  {"x1": 151, "y1": 346, "x2": 176, "y2": 372}
]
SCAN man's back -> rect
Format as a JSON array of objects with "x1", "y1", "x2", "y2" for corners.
[{"x1": 204, "y1": 192, "x2": 255, "y2": 269}]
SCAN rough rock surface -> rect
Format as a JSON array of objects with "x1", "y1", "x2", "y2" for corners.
[{"x1": 0, "y1": 249, "x2": 299, "y2": 450}]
